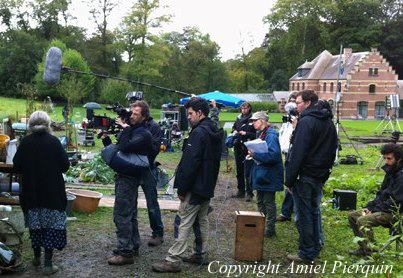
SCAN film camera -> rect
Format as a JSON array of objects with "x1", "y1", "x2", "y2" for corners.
[{"x1": 92, "y1": 91, "x2": 144, "y2": 136}]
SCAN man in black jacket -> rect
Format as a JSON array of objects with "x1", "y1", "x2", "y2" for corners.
[
  {"x1": 285, "y1": 90, "x2": 337, "y2": 263},
  {"x1": 103, "y1": 101, "x2": 153, "y2": 266},
  {"x1": 142, "y1": 116, "x2": 164, "y2": 247},
  {"x1": 349, "y1": 143, "x2": 403, "y2": 256},
  {"x1": 152, "y1": 97, "x2": 223, "y2": 273},
  {"x1": 231, "y1": 102, "x2": 256, "y2": 201}
]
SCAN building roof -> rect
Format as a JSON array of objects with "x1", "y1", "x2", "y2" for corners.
[
  {"x1": 397, "y1": 80, "x2": 403, "y2": 99},
  {"x1": 290, "y1": 50, "x2": 369, "y2": 81},
  {"x1": 227, "y1": 93, "x2": 275, "y2": 102},
  {"x1": 272, "y1": 91, "x2": 290, "y2": 102}
]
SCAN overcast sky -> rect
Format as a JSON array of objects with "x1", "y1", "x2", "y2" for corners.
[{"x1": 70, "y1": 0, "x2": 275, "y2": 61}]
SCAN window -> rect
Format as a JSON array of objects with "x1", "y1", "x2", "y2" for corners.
[
  {"x1": 369, "y1": 68, "x2": 378, "y2": 76},
  {"x1": 375, "y1": 102, "x2": 385, "y2": 118},
  {"x1": 369, "y1": 84, "x2": 376, "y2": 94},
  {"x1": 292, "y1": 83, "x2": 295, "y2": 91},
  {"x1": 297, "y1": 83, "x2": 300, "y2": 91},
  {"x1": 330, "y1": 82, "x2": 334, "y2": 92},
  {"x1": 357, "y1": 102, "x2": 368, "y2": 119},
  {"x1": 323, "y1": 82, "x2": 327, "y2": 92},
  {"x1": 302, "y1": 83, "x2": 305, "y2": 90}
]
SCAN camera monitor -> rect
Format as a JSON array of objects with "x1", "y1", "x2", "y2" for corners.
[{"x1": 93, "y1": 115, "x2": 112, "y2": 129}]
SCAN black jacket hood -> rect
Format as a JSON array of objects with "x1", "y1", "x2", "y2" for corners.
[
  {"x1": 300, "y1": 101, "x2": 333, "y2": 121},
  {"x1": 196, "y1": 117, "x2": 223, "y2": 141}
]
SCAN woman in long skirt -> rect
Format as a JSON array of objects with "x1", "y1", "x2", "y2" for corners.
[{"x1": 13, "y1": 111, "x2": 70, "y2": 275}]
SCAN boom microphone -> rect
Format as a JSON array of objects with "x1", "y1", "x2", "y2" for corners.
[
  {"x1": 43, "y1": 47, "x2": 62, "y2": 85},
  {"x1": 42, "y1": 47, "x2": 191, "y2": 96}
]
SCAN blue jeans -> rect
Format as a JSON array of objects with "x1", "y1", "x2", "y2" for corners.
[
  {"x1": 280, "y1": 190, "x2": 294, "y2": 219},
  {"x1": 141, "y1": 167, "x2": 164, "y2": 237},
  {"x1": 292, "y1": 175, "x2": 323, "y2": 261}
]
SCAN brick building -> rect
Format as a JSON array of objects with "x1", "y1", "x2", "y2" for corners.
[{"x1": 289, "y1": 48, "x2": 399, "y2": 119}]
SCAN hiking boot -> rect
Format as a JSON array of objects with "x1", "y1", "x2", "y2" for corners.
[
  {"x1": 148, "y1": 235, "x2": 164, "y2": 247},
  {"x1": 231, "y1": 191, "x2": 245, "y2": 198},
  {"x1": 43, "y1": 265, "x2": 58, "y2": 275},
  {"x1": 349, "y1": 249, "x2": 372, "y2": 257},
  {"x1": 276, "y1": 215, "x2": 291, "y2": 222},
  {"x1": 152, "y1": 260, "x2": 181, "y2": 273},
  {"x1": 182, "y1": 254, "x2": 209, "y2": 265},
  {"x1": 32, "y1": 257, "x2": 41, "y2": 267},
  {"x1": 245, "y1": 194, "x2": 253, "y2": 202},
  {"x1": 107, "y1": 255, "x2": 134, "y2": 265},
  {"x1": 286, "y1": 254, "x2": 314, "y2": 264},
  {"x1": 113, "y1": 249, "x2": 139, "y2": 256}
]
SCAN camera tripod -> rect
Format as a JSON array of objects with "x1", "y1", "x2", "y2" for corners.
[
  {"x1": 334, "y1": 115, "x2": 364, "y2": 165},
  {"x1": 333, "y1": 44, "x2": 363, "y2": 165}
]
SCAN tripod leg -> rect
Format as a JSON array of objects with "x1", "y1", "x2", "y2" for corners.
[{"x1": 339, "y1": 123, "x2": 364, "y2": 163}]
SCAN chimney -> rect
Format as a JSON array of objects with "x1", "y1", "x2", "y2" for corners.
[{"x1": 343, "y1": 48, "x2": 352, "y2": 61}]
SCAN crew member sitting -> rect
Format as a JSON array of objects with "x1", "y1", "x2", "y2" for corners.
[{"x1": 348, "y1": 143, "x2": 403, "y2": 256}]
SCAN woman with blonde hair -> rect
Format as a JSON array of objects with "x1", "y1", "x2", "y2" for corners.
[{"x1": 13, "y1": 111, "x2": 69, "y2": 275}]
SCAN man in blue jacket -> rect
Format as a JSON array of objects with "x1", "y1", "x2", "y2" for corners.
[
  {"x1": 285, "y1": 90, "x2": 337, "y2": 263},
  {"x1": 152, "y1": 97, "x2": 223, "y2": 273}
]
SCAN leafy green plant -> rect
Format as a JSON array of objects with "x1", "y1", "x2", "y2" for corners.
[{"x1": 66, "y1": 154, "x2": 115, "y2": 184}]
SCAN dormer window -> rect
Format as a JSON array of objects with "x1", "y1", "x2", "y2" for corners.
[
  {"x1": 298, "y1": 68, "x2": 310, "y2": 77},
  {"x1": 369, "y1": 68, "x2": 378, "y2": 76}
]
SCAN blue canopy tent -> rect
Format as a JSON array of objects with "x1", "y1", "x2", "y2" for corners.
[{"x1": 180, "y1": 91, "x2": 245, "y2": 108}]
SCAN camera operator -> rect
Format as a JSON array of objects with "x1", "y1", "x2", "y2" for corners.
[
  {"x1": 102, "y1": 101, "x2": 153, "y2": 266},
  {"x1": 231, "y1": 102, "x2": 256, "y2": 201}
]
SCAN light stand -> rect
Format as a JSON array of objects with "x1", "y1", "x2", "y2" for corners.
[
  {"x1": 334, "y1": 45, "x2": 364, "y2": 165},
  {"x1": 374, "y1": 96, "x2": 401, "y2": 134}
]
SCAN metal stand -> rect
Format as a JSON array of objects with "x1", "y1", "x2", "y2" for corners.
[
  {"x1": 334, "y1": 112, "x2": 364, "y2": 165},
  {"x1": 375, "y1": 108, "x2": 401, "y2": 134},
  {"x1": 333, "y1": 44, "x2": 363, "y2": 165}
]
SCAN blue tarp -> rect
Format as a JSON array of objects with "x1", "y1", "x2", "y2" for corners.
[{"x1": 180, "y1": 91, "x2": 245, "y2": 108}]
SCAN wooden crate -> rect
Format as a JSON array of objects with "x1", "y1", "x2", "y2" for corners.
[{"x1": 234, "y1": 211, "x2": 265, "y2": 261}]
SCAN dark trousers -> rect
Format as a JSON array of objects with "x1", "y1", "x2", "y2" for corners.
[
  {"x1": 292, "y1": 175, "x2": 323, "y2": 261},
  {"x1": 257, "y1": 191, "x2": 276, "y2": 236},
  {"x1": 141, "y1": 167, "x2": 164, "y2": 237},
  {"x1": 234, "y1": 145, "x2": 252, "y2": 195},
  {"x1": 280, "y1": 190, "x2": 294, "y2": 219},
  {"x1": 113, "y1": 175, "x2": 141, "y2": 257},
  {"x1": 244, "y1": 159, "x2": 254, "y2": 196}
]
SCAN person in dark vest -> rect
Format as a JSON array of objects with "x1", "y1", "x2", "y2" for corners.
[
  {"x1": 13, "y1": 111, "x2": 70, "y2": 275},
  {"x1": 231, "y1": 102, "x2": 256, "y2": 201}
]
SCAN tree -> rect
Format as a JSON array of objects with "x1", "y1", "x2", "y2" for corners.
[
  {"x1": 89, "y1": 0, "x2": 119, "y2": 74},
  {"x1": 115, "y1": 0, "x2": 172, "y2": 97},
  {"x1": 160, "y1": 27, "x2": 227, "y2": 96},
  {"x1": 30, "y1": 0, "x2": 73, "y2": 40},
  {"x1": 0, "y1": 30, "x2": 45, "y2": 96}
]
